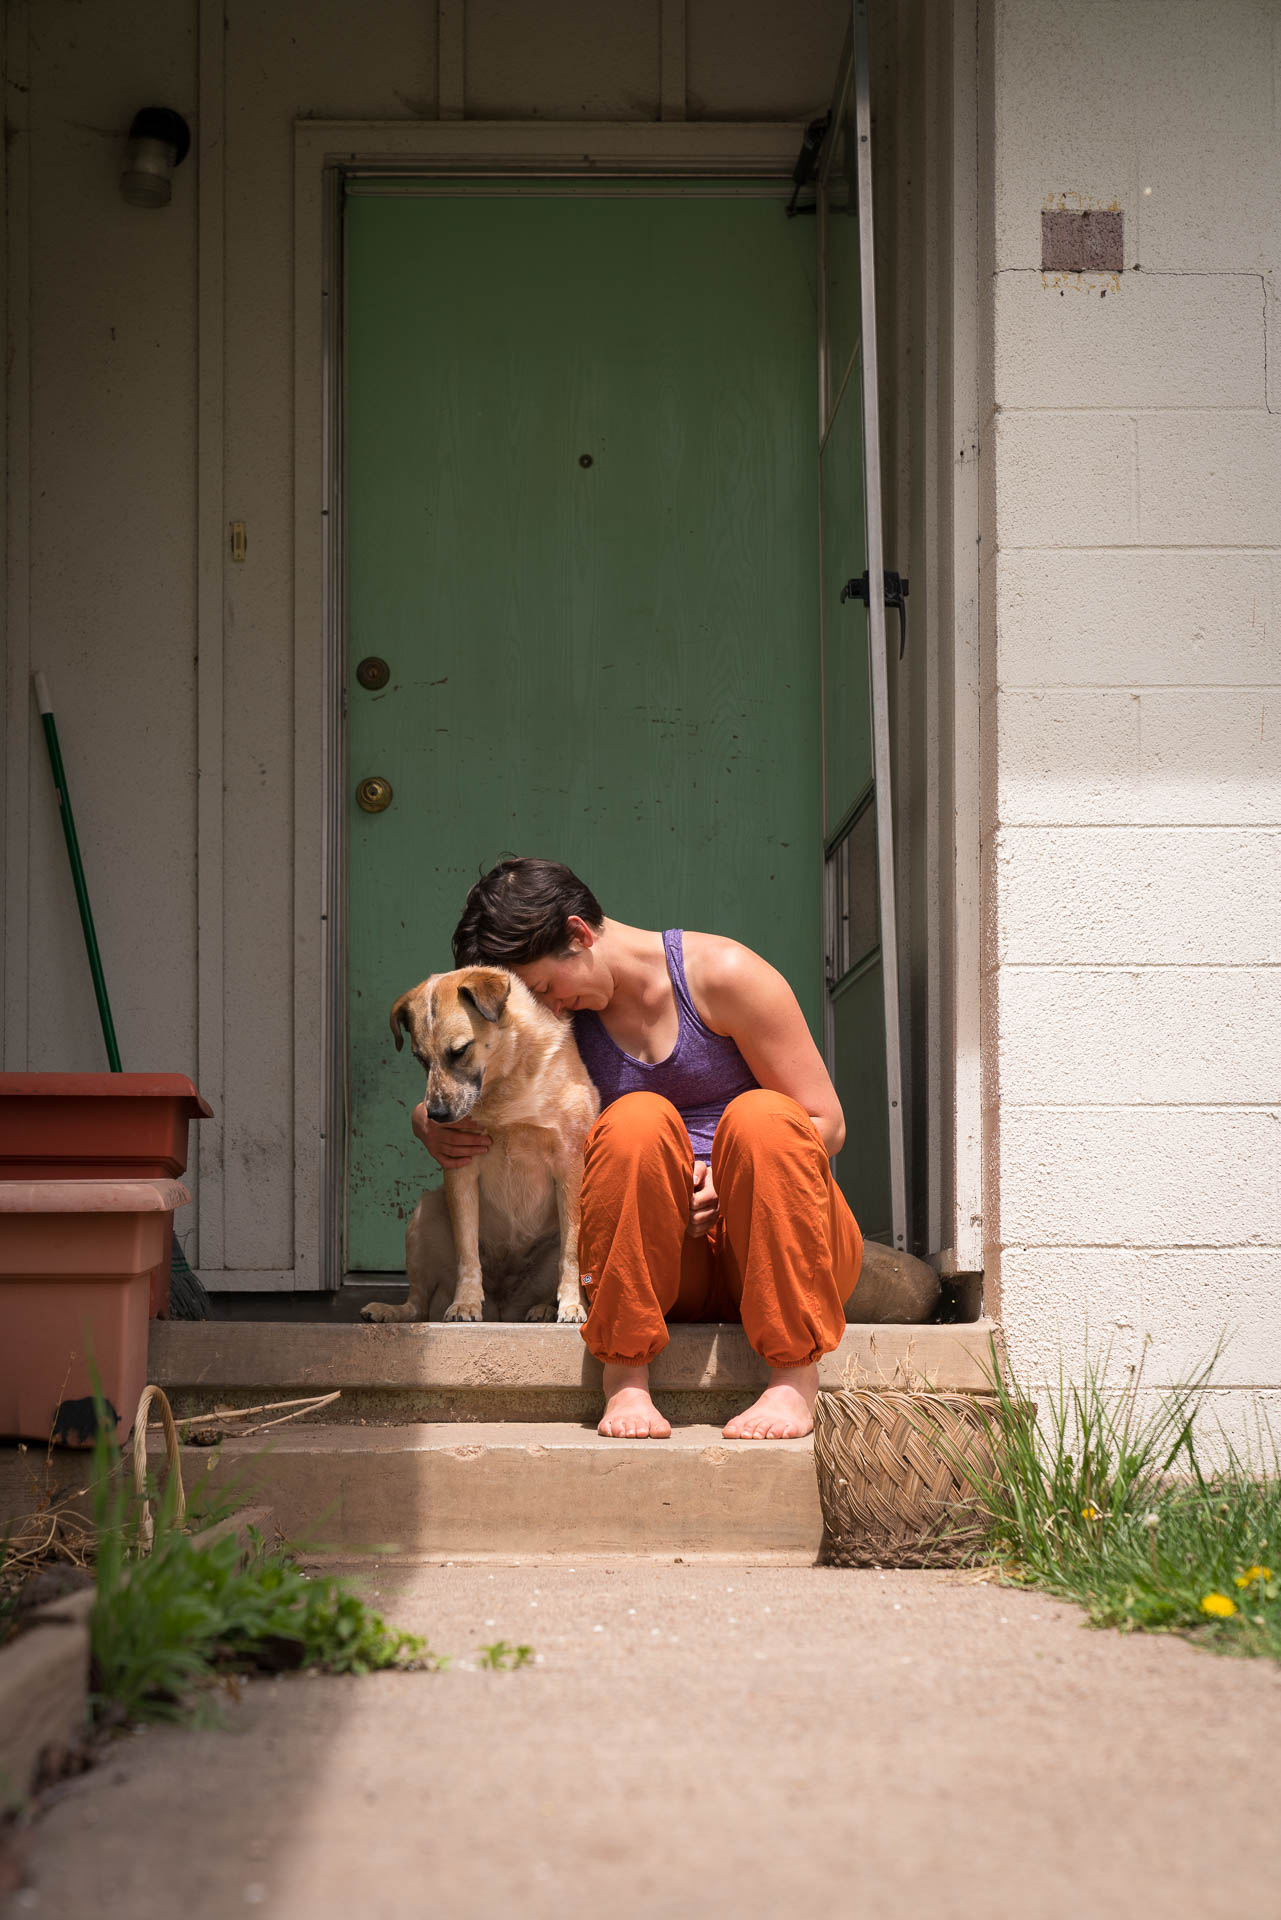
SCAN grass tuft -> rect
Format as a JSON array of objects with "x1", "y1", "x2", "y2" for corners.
[
  {"x1": 475, "y1": 1640, "x2": 534, "y2": 1670},
  {"x1": 964, "y1": 1333, "x2": 1281, "y2": 1660}
]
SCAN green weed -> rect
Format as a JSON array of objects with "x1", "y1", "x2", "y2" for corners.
[
  {"x1": 475, "y1": 1640, "x2": 534, "y2": 1670},
  {"x1": 83, "y1": 1390, "x2": 441, "y2": 1726},
  {"x1": 963, "y1": 1333, "x2": 1281, "y2": 1660}
]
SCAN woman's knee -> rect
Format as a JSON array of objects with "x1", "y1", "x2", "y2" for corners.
[
  {"x1": 585, "y1": 1092, "x2": 688, "y2": 1164},
  {"x1": 711, "y1": 1088, "x2": 820, "y2": 1169}
]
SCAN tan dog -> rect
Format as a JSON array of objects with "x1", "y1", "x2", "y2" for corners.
[{"x1": 360, "y1": 966, "x2": 599, "y2": 1327}]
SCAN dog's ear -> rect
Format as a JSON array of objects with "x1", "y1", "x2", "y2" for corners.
[
  {"x1": 388, "y1": 991, "x2": 416, "y2": 1052},
  {"x1": 458, "y1": 967, "x2": 511, "y2": 1025}
]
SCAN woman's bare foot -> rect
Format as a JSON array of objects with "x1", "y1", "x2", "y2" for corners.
[
  {"x1": 722, "y1": 1361, "x2": 819, "y2": 1440},
  {"x1": 599, "y1": 1362, "x2": 671, "y2": 1439}
]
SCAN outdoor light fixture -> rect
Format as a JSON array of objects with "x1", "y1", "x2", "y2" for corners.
[{"x1": 120, "y1": 108, "x2": 191, "y2": 208}]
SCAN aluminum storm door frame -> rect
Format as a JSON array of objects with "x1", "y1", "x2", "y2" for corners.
[{"x1": 817, "y1": 1, "x2": 909, "y2": 1253}]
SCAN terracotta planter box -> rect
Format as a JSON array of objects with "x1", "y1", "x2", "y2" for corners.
[
  {"x1": 0, "y1": 1074, "x2": 211, "y2": 1180},
  {"x1": 0, "y1": 1179, "x2": 190, "y2": 1445},
  {"x1": 0, "y1": 1075, "x2": 210, "y2": 1322}
]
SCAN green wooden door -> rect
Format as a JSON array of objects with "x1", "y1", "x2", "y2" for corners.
[{"x1": 345, "y1": 186, "x2": 821, "y2": 1271}]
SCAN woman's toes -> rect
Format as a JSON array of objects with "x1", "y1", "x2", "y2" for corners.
[
  {"x1": 599, "y1": 1386, "x2": 669, "y2": 1439},
  {"x1": 722, "y1": 1406, "x2": 813, "y2": 1439}
]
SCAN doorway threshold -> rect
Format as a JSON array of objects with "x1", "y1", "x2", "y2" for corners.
[
  {"x1": 207, "y1": 1278, "x2": 407, "y2": 1322},
  {"x1": 206, "y1": 1274, "x2": 981, "y2": 1326}
]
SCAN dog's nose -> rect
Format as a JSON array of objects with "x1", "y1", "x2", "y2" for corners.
[{"x1": 426, "y1": 1101, "x2": 453, "y2": 1124}]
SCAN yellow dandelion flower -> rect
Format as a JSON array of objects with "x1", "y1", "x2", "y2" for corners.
[
  {"x1": 1199, "y1": 1593, "x2": 1237, "y2": 1618},
  {"x1": 1233, "y1": 1566, "x2": 1273, "y2": 1589},
  {"x1": 1081, "y1": 1505, "x2": 1100, "y2": 1521}
]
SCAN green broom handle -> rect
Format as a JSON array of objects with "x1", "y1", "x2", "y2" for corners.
[{"x1": 33, "y1": 672, "x2": 122, "y2": 1073}]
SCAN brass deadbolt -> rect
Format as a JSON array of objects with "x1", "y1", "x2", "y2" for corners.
[
  {"x1": 356, "y1": 656, "x2": 390, "y2": 690},
  {"x1": 355, "y1": 776, "x2": 393, "y2": 814}
]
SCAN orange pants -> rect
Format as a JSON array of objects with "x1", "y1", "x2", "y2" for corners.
[{"x1": 577, "y1": 1089, "x2": 863, "y2": 1368}]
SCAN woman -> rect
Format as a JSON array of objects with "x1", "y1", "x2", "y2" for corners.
[{"x1": 413, "y1": 858, "x2": 863, "y2": 1440}]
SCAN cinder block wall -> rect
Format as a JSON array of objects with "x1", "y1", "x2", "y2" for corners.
[{"x1": 982, "y1": 0, "x2": 1281, "y2": 1440}]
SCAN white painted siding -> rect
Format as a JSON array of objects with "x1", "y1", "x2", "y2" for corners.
[
  {"x1": 984, "y1": 0, "x2": 1281, "y2": 1436},
  {"x1": 9, "y1": 1, "x2": 199, "y2": 1095}
]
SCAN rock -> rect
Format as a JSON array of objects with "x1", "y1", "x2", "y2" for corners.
[
  {"x1": 15, "y1": 1565, "x2": 95, "y2": 1617},
  {"x1": 847, "y1": 1241, "x2": 942, "y2": 1323}
]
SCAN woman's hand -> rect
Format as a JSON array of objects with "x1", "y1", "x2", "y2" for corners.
[
  {"x1": 688, "y1": 1159, "x2": 720, "y2": 1238},
  {"x1": 412, "y1": 1100, "x2": 491, "y2": 1171}
]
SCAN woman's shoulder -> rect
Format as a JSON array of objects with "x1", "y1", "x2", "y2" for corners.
[
  {"x1": 680, "y1": 929, "x2": 753, "y2": 973},
  {"x1": 681, "y1": 932, "x2": 780, "y2": 1027}
]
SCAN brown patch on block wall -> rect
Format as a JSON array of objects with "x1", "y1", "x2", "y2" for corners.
[{"x1": 1042, "y1": 208, "x2": 1123, "y2": 273}]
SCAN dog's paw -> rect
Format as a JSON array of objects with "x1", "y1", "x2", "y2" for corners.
[
  {"x1": 556, "y1": 1299, "x2": 588, "y2": 1325},
  {"x1": 361, "y1": 1301, "x2": 414, "y2": 1324},
  {"x1": 443, "y1": 1298, "x2": 484, "y2": 1322},
  {"x1": 524, "y1": 1303, "x2": 557, "y2": 1322}
]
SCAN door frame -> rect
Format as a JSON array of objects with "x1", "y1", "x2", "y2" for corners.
[
  {"x1": 290, "y1": 104, "x2": 984, "y2": 1290},
  {"x1": 293, "y1": 120, "x2": 808, "y2": 1288}
]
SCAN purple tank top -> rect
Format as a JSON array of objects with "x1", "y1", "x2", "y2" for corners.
[{"x1": 572, "y1": 930, "x2": 759, "y2": 1161}]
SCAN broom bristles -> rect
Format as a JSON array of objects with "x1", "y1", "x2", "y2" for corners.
[{"x1": 168, "y1": 1231, "x2": 211, "y2": 1320}]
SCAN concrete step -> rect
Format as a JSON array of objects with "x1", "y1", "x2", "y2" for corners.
[
  {"x1": 148, "y1": 1317, "x2": 1001, "y2": 1425},
  {"x1": 189, "y1": 1420, "x2": 824, "y2": 1563},
  {"x1": 1, "y1": 1322, "x2": 999, "y2": 1564}
]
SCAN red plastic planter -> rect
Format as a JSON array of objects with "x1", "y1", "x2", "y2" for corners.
[
  {"x1": 0, "y1": 1179, "x2": 190, "y2": 1444},
  {"x1": 0, "y1": 1074, "x2": 211, "y2": 1179}
]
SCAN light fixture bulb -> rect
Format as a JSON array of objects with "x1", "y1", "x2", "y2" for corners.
[{"x1": 120, "y1": 108, "x2": 190, "y2": 209}]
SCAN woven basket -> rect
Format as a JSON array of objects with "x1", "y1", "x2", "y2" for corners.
[{"x1": 813, "y1": 1388, "x2": 1003, "y2": 1569}]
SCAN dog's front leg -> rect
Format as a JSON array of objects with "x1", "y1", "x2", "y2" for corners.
[
  {"x1": 552, "y1": 1146, "x2": 588, "y2": 1325},
  {"x1": 362, "y1": 1189, "x2": 453, "y2": 1324},
  {"x1": 442, "y1": 1162, "x2": 485, "y2": 1322}
]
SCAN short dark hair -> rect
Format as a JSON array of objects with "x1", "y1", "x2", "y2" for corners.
[{"x1": 451, "y1": 858, "x2": 604, "y2": 967}]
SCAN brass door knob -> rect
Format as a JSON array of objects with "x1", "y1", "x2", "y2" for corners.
[
  {"x1": 356, "y1": 656, "x2": 390, "y2": 690},
  {"x1": 355, "y1": 776, "x2": 393, "y2": 814}
]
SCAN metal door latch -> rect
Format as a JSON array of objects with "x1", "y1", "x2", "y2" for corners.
[
  {"x1": 786, "y1": 113, "x2": 830, "y2": 217},
  {"x1": 840, "y1": 570, "x2": 910, "y2": 659},
  {"x1": 356, "y1": 656, "x2": 390, "y2": 691}
]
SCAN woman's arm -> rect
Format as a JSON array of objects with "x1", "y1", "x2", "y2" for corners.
[{"x1": 684, "y1": 934, "x2": 846, "y2": 1157}]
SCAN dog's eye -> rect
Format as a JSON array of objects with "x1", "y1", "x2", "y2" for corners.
[{"x1": 447, "y1": 1042, "x2": 473, "y2": 1063}]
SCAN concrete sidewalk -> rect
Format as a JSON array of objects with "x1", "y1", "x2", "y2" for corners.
[{"x1": 7, "y1": 1562, "x2": 1279, "y2": 1919}]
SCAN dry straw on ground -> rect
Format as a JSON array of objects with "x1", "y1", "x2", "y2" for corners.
[{"x1": 3, "y1": 1389, "x2": 341, "y2": 1618}]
